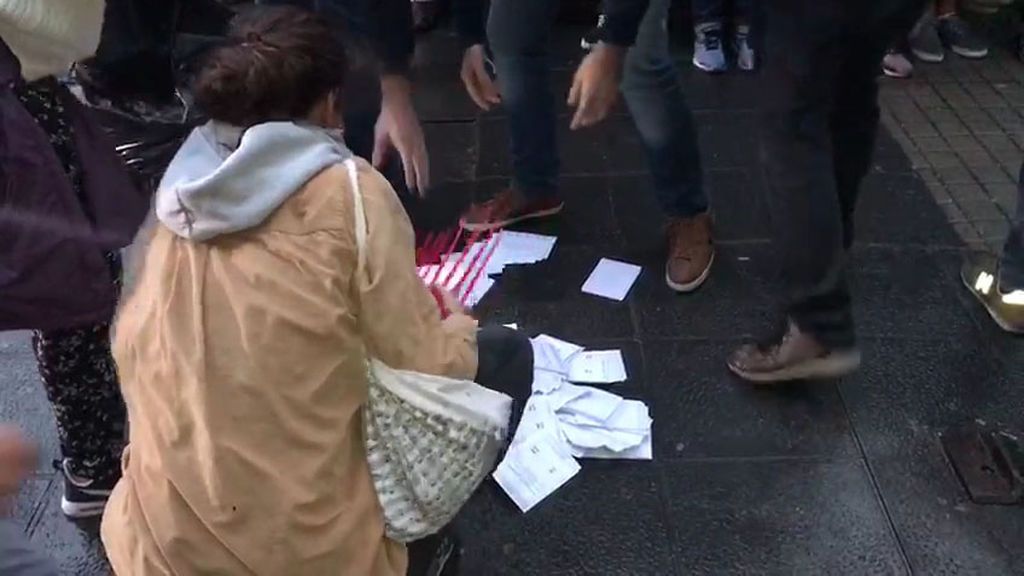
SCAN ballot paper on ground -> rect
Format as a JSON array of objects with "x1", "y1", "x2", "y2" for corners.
[
  {"x1": 581, "y1": 258, "x2": 642, "y2": 301},
  {"x1": 417, "y1": 262, "x2": 497, "y2": 308},
  {"x1": 567, "y1": 350, "x2": 627, "y2": 384},
  {"x1": 493, "y1": 426, "x2": 580, "y2": 513},
  {"x1": 532, "y1": 369, "x2": 566, "y2": 394},
  {"x1": 494, "y1": 332, "x2": 654, "y2": 512},
  {"x1": 493, "y1": 231, "x2": 558, "y2": 269},
  {"x1": 509, "y1": 395, "x2": 561, "y2": 448},
  {"x1": 531, "y1": 334, "x2": 583, "y2": 375}
]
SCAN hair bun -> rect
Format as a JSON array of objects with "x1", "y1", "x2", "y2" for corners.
[{"x1": 193, "y1": 6, "x2": 347, "y2": 127}]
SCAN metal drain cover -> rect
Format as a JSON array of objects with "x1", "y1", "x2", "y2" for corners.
[{"x1": 941, "y1": 424, "x2": 1023, "y2": 505}]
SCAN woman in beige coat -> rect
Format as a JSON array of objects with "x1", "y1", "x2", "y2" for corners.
[{"x1": 100, "y1": 7, "x2": 533, "y2": 575}]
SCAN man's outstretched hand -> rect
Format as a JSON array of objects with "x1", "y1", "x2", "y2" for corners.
[
  {"x1": 568, "y1": 43, "x2": 626, "y2": 130},
  {"x1": 461, "y1": 44, "x2": 502, "y2": 111},
  {"x1": 374, "y1": 75, "x2": 431, "y2": 195}
]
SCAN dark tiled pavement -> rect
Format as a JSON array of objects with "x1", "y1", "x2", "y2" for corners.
[{"x1": 4, "y1": 29, "x2": 1024, "y2": 575}]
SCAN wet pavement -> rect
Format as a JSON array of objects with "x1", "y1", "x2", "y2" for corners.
[{"x1": 3, "y1": 28, "x2": 1024, "y2": 575}]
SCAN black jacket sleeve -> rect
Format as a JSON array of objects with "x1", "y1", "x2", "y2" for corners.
[
  {"x1": 451, "y1": 0, "x2": 486, "y2": 47},
  {"x1": 599, "y1": 0, "x2": 651, "y2": 47},
  {"x1": 370, "y1": 0, "x2": 414, "y2": 74}
]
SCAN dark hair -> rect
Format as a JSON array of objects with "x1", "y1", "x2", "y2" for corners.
[{"x1": 193, "y1": 6, "x2": 347, "y2": 127}]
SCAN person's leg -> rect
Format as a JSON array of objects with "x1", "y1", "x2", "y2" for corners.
[
  {"x1": 488, "y1": 0, "x2": 560, "y2": 200},
  {"x1": 32, "y1": 309, "x2": 126, "y2": 518},
  {"x1": 999, "y1": 160, "x2": 1024, "y2": 291},
  {"x1": 621, "y1": 0, "x2": 714, "y2": 293},
  {"x1": 692, "y1": 0, "x2": 728, "y2": 72},
  {"x1": 935, "y1": 0, "x2": 989, "y2": 58},
  {"x1": 88, "y1": 0, "x2": 181, "y2": 99},
  {"x1": 623, "y1": 0, "x2": 706, "y2": 220},
  {"x1": 692, "y1": 0, "x2": 724, "y2": 24},
  {"x1": 32, "y1": 325, "x2": 124, "y2": 506},
  {"x1": 728, "y1": 0, "x2": 857, "y2": 382},
  {"x1": 0, "y1": 520, "x2": 60, "y2": 576},
  {"x1": 460, "y1": 0, "x2": 564, "y2": 231},
  {"x1": 475, "y1": 326, "x2": 535, "y2": 418},
  {"x1": 962, "y1": 159, "x2": 1024, "y2": 333}
]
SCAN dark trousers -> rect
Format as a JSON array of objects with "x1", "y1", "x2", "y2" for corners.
[
  {"x1": 761, "y1": 0, "x2": 924, "y2": 347},
  {"x1": 475, "y1": 326, "x2": 535, "y2": 420},
  {"x1": 1001, "y1": 160, "x2": 1024, "y2": 291},
  {"x1": 692, "y1": 0, "x2": 755, "y2": 25},
  {"x1": 93, "y1": 0, "x2": 231, "y2": 99},
  {"x1": 487, "y1": 0, "x2": 707, "y2": 217}
]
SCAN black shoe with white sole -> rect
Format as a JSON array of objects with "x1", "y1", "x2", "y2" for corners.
[{"x1": 55, "y1": 458, "x2": 119, "y2": 519}]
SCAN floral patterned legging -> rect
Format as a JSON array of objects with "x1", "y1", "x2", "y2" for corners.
[{"x1": 14, "y1": 79, "x2": 126, "y2": 484}]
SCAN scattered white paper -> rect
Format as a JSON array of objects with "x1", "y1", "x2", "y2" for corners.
[
  {"x1": 503, "y1": 323, "x2": 519, "y2": 330},
  {"x1": 573, "y1": 435, "x2": 653, "y2": 460},
  {"x1": 461, "y1": 276, "x2": 495, "y2": 307},
  {"x1": 510, "y1": 396, "x2": 561, "y2": 448},
  {"x1": 532, "y1": 370, "x2": 565, "y2": 394},
  {"x1": 531, "y1": 334, "x2": 584, "y2": 375},
  {"x1": 567, "y1": 350, "x2": 627, "y2": 384},
  {"x1": 581, "y1": 258, "x2": 642, "y2": 301},
  {"x1": 494, "y1": 334, "x2": 654, "y2": 513},
  {"x1": 546, "y1": 382, "x2": 595, "y2": 412},
  {"x1": 493, "y1": 428, "x2": 580, "y2": 513},
  {"x1": 493, "y1": 231, "x2": 558, "y2": 269},
  {"x1": 555, "y1": 384, "x2": 624, "y2": 422}
]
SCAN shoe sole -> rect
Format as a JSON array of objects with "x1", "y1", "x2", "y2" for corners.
[
  {"x1": 692, "y1": 56, "x2": 727, "y2": 73},
  {"x1": 951, "y1": 46, "x2": 989, "y2": 59},
  {"x1": 960, "y1": 271, "x2": 1024, "y2": 335},
  {"x1": 882, "y1": 67, "x2": 911, "y2": 79},
  {"x1": 911, "y1": 49, "x2": 945, "y2": 63},
  {"x1": 61, "y1": 496, "x2": 108, "y2": 519},
  {"x1": 460, "y1": 203, "x2": 565, "y2": 232},
  {"x1": 728, "y1": 350, "x2": 862, "y2": 383},
  {"x1": 665, "y1": 250, "x2": 715, "y2": 293}
]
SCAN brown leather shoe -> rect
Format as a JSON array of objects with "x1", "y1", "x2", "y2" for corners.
[
  {"x1": 728, "y1": 320, "x2": 861, "y2": 383},
  {"x1": 665, "y1": 213, "x2": 714, "y2": 292},
  {"x1": 460, "y1": 188, "x2": 564, "y2": 232}
]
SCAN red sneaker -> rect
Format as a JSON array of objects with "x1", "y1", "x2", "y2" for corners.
[{"x1": 460, "y1": 188, "x2": 564, "y2": 231}]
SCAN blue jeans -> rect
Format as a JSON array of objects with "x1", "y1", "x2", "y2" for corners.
[
  {"x1": 1001, "y1": 160, "x2": 1024, "y2": 291},
  {"x1": 693, "y1": 0, "x2": 756, "y2": 25},
  {"x1": 487, "y1": 0, "x2": 707, "y2": 217}
]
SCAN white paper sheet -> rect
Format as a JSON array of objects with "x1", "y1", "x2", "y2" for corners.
[
  {"x1": 493, "y1": 231, "x2": 558, "y2": 269},
  {"x1": 461, "y1": 276, "x2": 495, "y2": 307},
  {"x1": 531, "y1": 335, "x2": 584, "y2": 375},
  {"x1": 493, "y1": 428, "x2": 580, "y2": 513},
  {"x1": 503, "y1": 323, "x2": 519, "y2": 330},
  {"x1": 509, "y1": 396, "x2": 561, "y2": 448},
  {"x1": 573, "y1": 434, "x2": 653, "y2": 460},
  {"x1": 546, "y1": 382, "x2": 595, "y2": 412},
  {"x1": 560, "y1": 422, "x2": 647, "y2": 452},
  {"x1": 532, "y1": 370, "x2": 565, "y2": 394},
  {"x1": 555, "y1": 384, "x2": 625, "y2": 422},
  {"x1": 567, "y1": 350, "x2": 627, "y2": 384},
  {"x1": 580, "y1": 258, "x2": 642, "y2": 301}
]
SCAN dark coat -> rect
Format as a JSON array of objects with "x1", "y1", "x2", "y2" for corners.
[{"x1": 0, "y1": 39, "x2": 147, "y2": 331}]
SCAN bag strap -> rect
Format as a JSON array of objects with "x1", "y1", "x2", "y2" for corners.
[{"x1": 345, "y1": 159, "x2": 367, "y2": 277}]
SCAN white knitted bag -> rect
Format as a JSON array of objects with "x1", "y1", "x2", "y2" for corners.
[{"x1": 344, "y1": 159, "x2": 512, "y2": 542}]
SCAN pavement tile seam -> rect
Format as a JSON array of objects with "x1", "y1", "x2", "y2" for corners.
[{"x1": 24, "y1": 475, "x2": 55, "y2": 535}]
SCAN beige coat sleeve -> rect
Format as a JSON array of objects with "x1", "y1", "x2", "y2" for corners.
[{"x1": 354, "y1": 165, "x2": 479, "y2": 380}]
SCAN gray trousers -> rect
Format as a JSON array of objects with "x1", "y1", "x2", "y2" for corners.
[{"x1": 0, "y1": 520, "x2": 59, "y2": 576}]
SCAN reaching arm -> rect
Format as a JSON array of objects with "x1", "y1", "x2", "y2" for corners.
[{"x1": 353, "y1": 164, "x2": 478, "y2": 379}]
